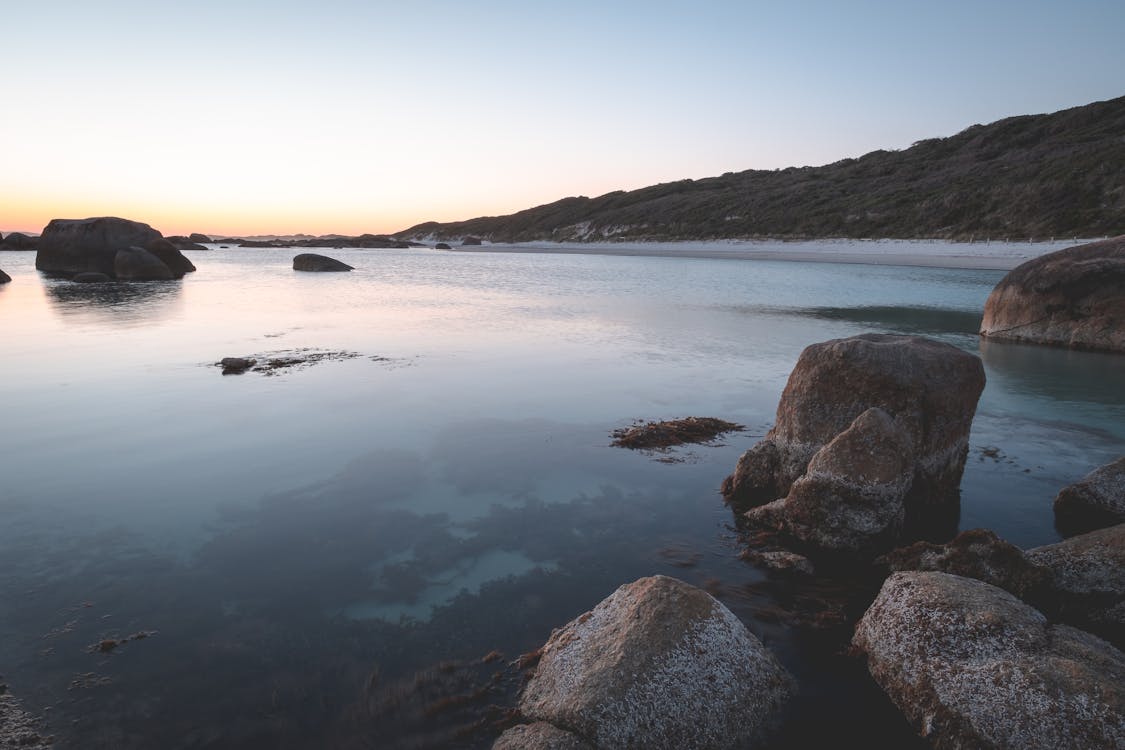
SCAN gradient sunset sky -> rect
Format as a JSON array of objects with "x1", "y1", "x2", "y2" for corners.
[{"x1": 4, "y1": 0, "x2": 1123, "y2": 237}]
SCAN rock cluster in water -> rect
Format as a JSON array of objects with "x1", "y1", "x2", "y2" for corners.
[
  {"x1": 723, "y1": 333, "x2": 985, "y2": 554},
  {"x1": 34, "y1": 217, "x2": 196, "y2": 281},
  {"x1": 980, "y1": 235, "x2": 1125, "y2": 352}
]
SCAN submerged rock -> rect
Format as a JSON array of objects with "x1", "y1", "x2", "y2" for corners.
[
  {"x1": 724, "y1": 334, "x2": 985, "y2": 553},
  {"x1": 1026, "y1": 523, "x2": 1125, "y2": 648},
  {"x1": 292, "y1": 253, "x2": 353, "y2": 272},
  {"x1": 35, "y1": 217, "x2": 194, "y2": 280},
  {"x1": 518, "y1": 575, "x2": 793, "y2": 749},
  {"x1": 980, "y1": 235, "x2": 1125, "y2": 352},
  {"x1": 853, "y1": 571, "x2": 1125, "y2": 750},
  {"x1": 71, "y1": 272, "x2": 112, "y2": 283},
  {"x1": 1054, "y1": 457, "x2": 1125, "y2": 534},
  {"x1": 220, "y1": 357, "x2": 257, "y2": 374}
]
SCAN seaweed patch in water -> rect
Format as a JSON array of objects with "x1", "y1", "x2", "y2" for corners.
[
  {"x1": 214, "y1": 349, "x2": 403, "y2": 376},
  {"x1": 611, "y1": 417, "x2": 744, "y2": 450}
]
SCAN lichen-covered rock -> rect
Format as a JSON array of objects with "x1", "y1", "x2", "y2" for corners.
[
  {"x1": 880, "y1": 528, "x2": 1053, "y2": 604},
  {"x1": 292, "y1": 253, "x2": 353, "y2": 272},
  {"x1": 114, "y1": 246, "x2": 174, "y2": 281},
  {"x1": 1054, "y1": 457, "x2": 1125, "y2": 534},
  {"x1": 853, "y1": 571, "x2": 1125, "y2": 750},
  {"x1": 493, "y1": 722, "x2": 593, "y2": 750},
  {"x1": 745, "y1": 407, "x2": 915, "y2": 553},
  {"x1": 722, "y1": 335, "x2": 985, "y2": 522},
  {"x1": 980, "y1": 235, "x2": 1125, "y2": 352},
  {"x1": 519, "y1": 575, "x2": 792, "y2": 750},
  {"x1": 1027, "y1": 523, "x2": 1125, "y2": 648},
  {"x1": 35, "y1": 216, "x2": 178, "y2": 278}
]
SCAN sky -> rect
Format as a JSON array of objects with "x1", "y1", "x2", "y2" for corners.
[{"x1": 3, "y1": 0, "x2": 1123, "y2": 237}]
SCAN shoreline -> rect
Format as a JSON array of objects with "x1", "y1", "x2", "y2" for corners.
[{"x1": 435, "y1": 238, "x2": 1090, "y2": 270}]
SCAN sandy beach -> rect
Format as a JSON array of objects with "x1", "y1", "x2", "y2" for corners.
[{"x1": 439, "y1": 238, "x2": 1097, "y2": 270}]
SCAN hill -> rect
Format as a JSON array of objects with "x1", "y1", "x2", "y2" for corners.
[{"x1": 397, "y1": 96, "x2": 1125, "y2": 242}]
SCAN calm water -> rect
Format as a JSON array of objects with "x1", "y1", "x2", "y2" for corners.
[{"x1": 1, "y1": 245, "x2": 1122, "y2": 748}]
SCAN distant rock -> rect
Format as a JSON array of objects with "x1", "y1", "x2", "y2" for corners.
[
  {"x1": 188, "y1": 233, "x2": 212, "y2": 244},
  {"x1": 980, "y1": 235, "x2": 1125, "y2": 352},
  {"x1": 165, "y1": 236, "x2": 210, "y2": 253},
  {"x1": 35, "y1": 217, "x2": 193, "y2": 280},
  {"x1": 0, "y1": 231, "x2": 37, "y2": 250},
  {"x1": 462, "y1": 236, "x2": 483, "y2": 246},
  {"x1": 518, "y1": 575, "x2": 793, "y2": 749},
  {"x1": 292, "y1": 253, "x2": 353, "y2": 272},
  {"x1": 880, "y1": 528, "x2": 1052, "y2": 604},
  {"x1": 71, "y1": 272, "x2": 112, "y2": 283},
  {"x1": 723, "y1": 334, "x2": 985, "y2": 552},
  {"x1": 0, "y1": 268, "x2": 10, "y2": 284},
  {"x1": 435, "y1": 242, "x2": 452, "y2": 250},
  {"x1": 853, "y1": 571, "x2": 1125, "y2": 750},
  {"x1": 493, "y1": 722, "x2": 592, "y2": 750},
  {"x1": 1054, "y1": 457, "x2": 1125, "y2": 534},
  {"x1": 1026, "y1": 523, "x2": 1125, "y2": 648},
  {"x1": 114, "y1": 247, "x2": 174, "y2": 281}
]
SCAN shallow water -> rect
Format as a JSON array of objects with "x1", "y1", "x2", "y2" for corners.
[{"x1": 0, "y1": 245, "x2": 1121, "y2": 747}]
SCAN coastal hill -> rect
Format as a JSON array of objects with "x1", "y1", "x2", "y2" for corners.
[{"x1": 397, "y1": 95, "x2": 1125, "y2": 243}]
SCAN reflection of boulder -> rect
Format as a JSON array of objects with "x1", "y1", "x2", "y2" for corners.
[
  {"x1": 1054, "y1": 457, "x2": 1125, "y2": 534},
  {"x1": 980, "y1": 236, "x2": 1125, "y2": 353},
  {"x1": 978, "y1": 337, "x2": 1125, "y2": 406},
  {"x1": 293, "y1": 253, "x2": 353, "y2": 272},
  {"x1": 35, "y1": 217, "x2": 194, "y2": 280},
  {"x1": 724, "y1": 334, "x2": 985, "y2": 552},
  {"x1": 1027, "y1": 523, "x2": 1125, "y2": 648},
  {"x1": 853, "y1": 571, "x2": 1125, "y2": 750},
  {"x1": 517, "y1": 575, "x2": 793, "y2": 749},
  {"x1": 43, "y1": 275, "x2": 183, "y2": 324},
  {"x1": 72, "y1": 272, "x2": 112, "y2": 283}
]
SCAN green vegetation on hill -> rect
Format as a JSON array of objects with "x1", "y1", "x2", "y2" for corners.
[{"x1": 398, "y1": 96, "x2": 1125, "y2": 242}]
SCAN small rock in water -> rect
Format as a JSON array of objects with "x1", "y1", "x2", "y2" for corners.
[
  {"x1": 292, "y1": 253, "x2": 353, "y2": 272},
  {"x1": 220, "y1": 357, "x2": 256, "y2": 374}
]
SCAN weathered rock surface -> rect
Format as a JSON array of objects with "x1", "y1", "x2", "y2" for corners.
[
  {"x1": 0, "y1": 691, "x2": 53, "y2": 749},
  {"x1": 881, "y1": 527, "x2": 1053, "y2": 604},
  {"x1": 0, "y1": 268, "x2": 9, "y2": 284},
  {"x1": 114, "y1": 247, "x2": 174, "y2": 281},
  {"x1": 220, "y1": 357, "x2": 257, "y2": 374},
  {"x1": 518, "y1": 575, "x2": 792, "y2": 750},
  {"x1": 1027, "y1": 523, "x2": 1125, "y2": 648},
  {"x1": 1054, "y1": 457, "x2": 1125, "y2": 534},
  {"x1": 853, "y1": 571, "x2": 1125, "y2": 750},
  {"x1": 292, "y1": 253, "x2": 353, "y2": 272},
  {"x1": 71, "y1": 272, "x2": 112, "y2": 283},
  {"x1": 980, "y1": 235, "x2": 1125, "y2": 352},
  {"x1": 493, "y1": 722, "x2": 593, "y2": 750},
  {"x1": 35, "y1": 217, "x2": 193, "y2": 280},
  {"x1": 0, "y1": 231, "x2": 37, "y2": 249},
  {"x1": 746, "y1": 407, "x2": 915, "y2": 553}
]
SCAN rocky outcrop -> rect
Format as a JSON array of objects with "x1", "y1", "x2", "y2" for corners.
[
  {"x1": 462, "y1": 236, "x2": 483, "y2": 246},
  {"x1": 0, "y1": 268, "x2": 9, "y2": 284},
  {"x1": 494, "y1": 722, "x2": 593, "y2": 750},
  {"x1": 518, "y1": 575, "x2": 792, "y2": 749},
  {"x1": 746, "y1": 407, "x2": 915, "y2": 553},
  {"x1": 1027, "y1": 523, "x2": 1125, "y2": 648},
  {"x1": 853, "y1": 571, "x2": 1125, "y2": 750},
  {"x1": 292, "y1": 253, "x2": 353, "y2": 272},
  {"x1": 35, "y1": 217, "x2": 194, "y2": 280},
  {"x1": 0, "y1": 231, "x2": 37, "y2": 250},
  {"x1": 1054, "y1": 457, "x2": 1125, "y2": 534},
  {"x1": 980, "y1": 236, "x2": 1125, "y2": 352},
  {"x1": 724, "y1": 334, "x2": 985, "y2": 552},
  {"x1": 166, "y1": 236, "x2": 210, "y2": 253},
  {"x1": 188, "y1": 233, "x2": 212, "y2": 244},
  {"x1": 880, "y1": 528, "x2": 1053, "y2": 604}
]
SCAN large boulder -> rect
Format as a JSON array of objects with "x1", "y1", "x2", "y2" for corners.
[
  {"x1": 518, "y1": 575, "x2": 792, "y2": 749},
  {"x1": 293, "y1": 253, "x2": 353, "y2": 272},
  {"x1": 1054, "y1": 457, "x2": 1125, "y2": 534},
  {"x1": 1026, "y1": 523, "x2": 1125, "y2": 648},
  {"x1": 188, "y1": 232, "x2": 212, "y2": 244},
  {"x1": 723, "y1": 334, "x2": 985, "y2": 549},
  {"x1": 853, "y1": 571, "x2": 1125, "y2": 750},
  {"x1": 980, "y1": 236, "x2": 1125, "y2": 352},
  {"x1": 745, "y1": 407, "x2": 915, "y2": 553},
  {"x1": 35, "y1": 217, "x2": 193, "y2": 279},
  {"x1": 114, "y1": 247, "x2": 174, "y2": 281}
]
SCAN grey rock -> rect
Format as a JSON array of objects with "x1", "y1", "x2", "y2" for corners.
[
  {"x1": 188, "y1": 233, "x2": 212, "y2": 244},
  {"x1": 36, "y1": 217, "x2": 164, "y2": 277},
  {"x1": 0, "y1": 231, "x2": 37, "y2": 250},
  {"x1": 519, "y1": 575, "x2": 793, "y2": 749},
  {"x1": 114, "y1": 247, "x2": 174, "y2": 281},
  {"x1": 1027, "y1": 523, "x2": 1125, "y2": 648},
  {"x1": 145, "y1": 238, "x2": 197, "y2": 276},
  {"x1": 853, "y1": 571, "x2": 1125, "y2": 750},
  {"x1": 0, "y1": 268, "x2": 9, "y2": 284},
  {"x1": 493, "y1": 722, "x2": 593, "y2": 750},
  {"x1": 980, "y1": 235, "x2": 1125, "y2": 353},
  {"x1": 435, "y1": 242, "x2": 452, "y2": 250},
  {"x1": 220, "y1": 357, "x2": 257, "y2": 374},
  {"x1": 71, "y1": 272, "x2": 112, "y2": 283},
  {"x1": 1055, "y1": 457, "x2": 1125, "y2": 534},
  {"x1": 292, "y1": 253, "x2": 353, "y2": 272}
]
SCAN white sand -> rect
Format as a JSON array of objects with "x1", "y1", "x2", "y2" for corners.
[{"x1": 438, "y1": 238, "x2": 1099, "y2": 270}]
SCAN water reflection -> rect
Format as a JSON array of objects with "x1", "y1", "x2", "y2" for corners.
[
  {"x1": 796, "y1": 305, "x2": 983, "y2": 336},
  {"x1": 42, "y1": 276, "x2": 183, "y2": 326},
  {"x1": 979, "y1": 338, "x2": 1125, "y2": 405}
]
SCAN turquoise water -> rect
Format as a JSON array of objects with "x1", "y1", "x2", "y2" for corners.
[{"x1": 0, "y1": 246, "x2": 1122, "y2": 747}]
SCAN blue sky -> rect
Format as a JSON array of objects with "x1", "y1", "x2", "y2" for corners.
[{"x1": 3, "y1": 0, "x2": 1122, "y2": 235}]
